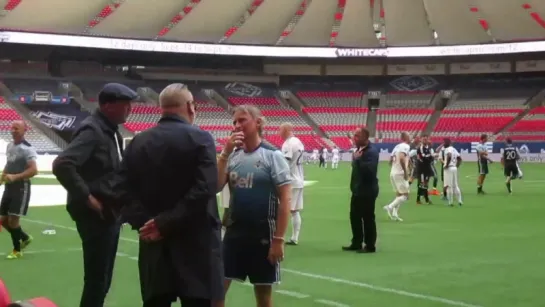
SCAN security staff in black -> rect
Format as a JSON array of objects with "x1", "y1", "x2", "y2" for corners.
[
  {"x1": 501, "y1": 137, "x2": 521, "y2": 194},
  {"x1": 416, "y1": 137, "x2": 434, "y2": 205},
  {"x1": 53, "y1": 83, "x2": 137, "y2": 307},
  {"x1": 408, "y1": 136, "x2": 420, "y2": 185},
  {"x1": 343, "y1": 127, "x2": 379, "y2": 254},
  {"x1": 0, "y1": 121, "x2": 38, "y2": 260}
]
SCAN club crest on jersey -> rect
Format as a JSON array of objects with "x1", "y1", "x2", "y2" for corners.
[{"x1": 255, "y1": 160, "x2": 262, "y2": 168}]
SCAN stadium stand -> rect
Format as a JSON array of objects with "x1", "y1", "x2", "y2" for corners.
[
  {"x1": 432, "y1": 89, "x2": 529, "y2": 142},
  {"x1": 500, "y1": 106, "x2": 545, "y2": 141},
  {"x1": 0, "y1": 97, "x2": 60, "y2": 152}
]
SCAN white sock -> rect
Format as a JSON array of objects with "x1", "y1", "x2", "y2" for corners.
[
  {"x1": 447, "y1": 187, "x2": 453, "y2": 204},
  {"x1": 455, "y1": 187, "x2": 462, "y2": 203},
  {"x1": 388, "y1": 195, "x2": 407, "y2": 210},
  {"x1": 291, "y1": 211, "x2": 301, "y2": 242}
]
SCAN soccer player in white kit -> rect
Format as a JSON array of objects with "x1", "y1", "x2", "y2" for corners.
[
  {"x1": 331, "y1": 146, "x2": 340, "y2": 169},
  {"x1": 311, "y1": 149, "x2": 319, "y2": 164},
  {"x1": 443, "y1": 138, "x2": 463, "y2": 206},
  {"x1": 384, "y1": 132, "x2": 411, "y2": 221},
  {"x1": 280, "y1": 123, "x2": 305, "y2": 245}
]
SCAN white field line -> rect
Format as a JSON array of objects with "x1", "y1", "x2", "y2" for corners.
[
  {"x1": 0, "y1": 247, "x2": 82, "y2": 256},
  {"x1": 315, "y1": 299, "x2": 350, "y2": 307},
  {"x1": 23, "y1": 218, "x2": 483, "y2": 307}
]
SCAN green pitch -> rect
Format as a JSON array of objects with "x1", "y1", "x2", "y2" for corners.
[{"x1": 1, "y1": 163, "x2": 544, "y2": 307}]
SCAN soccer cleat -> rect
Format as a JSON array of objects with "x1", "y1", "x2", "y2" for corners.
[
  {"x1": 285, "y1": 240, "x2": 298, "y2": 246},
  {"x1": 20, "y1": 235, "x2": 33, "y2": 250},
  {"x1": 458, "y1": 203, "x2": 463, "y2": 207},
  {"x1": 393, "y1": 215, "x2": 403, "y2": 222},
  {"x1": 6, "y1": 251, "x2": 22, "y2": 259},
  {"x1": 383, "y1": 206, "x2": 394, "y2": 220}
]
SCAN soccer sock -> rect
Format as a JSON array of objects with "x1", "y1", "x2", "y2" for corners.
[
  {"x1": 477, "y1": 185, "x2": 482, "y2": 193},
  {"x1": 455, "y1": 187, "x2": 462, "y2": 203},
  {"x1": 291, "y1": 211, "x2": 301, "y2": 242},
  {"x1": 388, "y1": 196, "x2": 405, "y2": 210},
  {"x1": 506, "y1": 182, "x2": 512, "y2": 193},
  {"x1": 443, "y1": 188, "x2": 447, "y2": 198},
  {"x1": 424, "y1": 190, "x2": 430, "y2": 203},
  {"x1": 19, "y1": 227, "x2": 29, "y2": 241},
  {"x1": 10, "y1": 227, "x2": 22, "y2": 251},
  {"x1": 433, "y1": 177, "x2": 438, "y2": 189},
  {"x1": 446, "y1": 187, "x2": 453, "y2": 205}
]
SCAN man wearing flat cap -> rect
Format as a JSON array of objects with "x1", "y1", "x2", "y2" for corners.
[{"x1": 53, "y1": 83, "x2": 136, "y2": 307}]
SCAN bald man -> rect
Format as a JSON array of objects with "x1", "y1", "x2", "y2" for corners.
[
  {"x1": 0, "y1": 120, "x2": 38, "y2": 259},
  {"x1": 279, "y1": 123, "x2": 305, "y2": 245},
  {"x1": 108, "y1": 84, "x2": 224, "y2": 307}
]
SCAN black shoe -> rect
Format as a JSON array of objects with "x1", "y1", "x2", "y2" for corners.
[
  {"x1": 285, "y1": 240, "x2": 298, "y2": 246},
  {"x1": 356, "y1": 246, "x2": 376, "y2": 254},
  {"x1": 342, "y1": 245, "x2": 362, "y2": 251}
]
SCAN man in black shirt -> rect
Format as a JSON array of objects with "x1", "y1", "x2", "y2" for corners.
[
  {"x1": 343, "y1": 127, "x2": 379, "y2": 254},
  {"x1": 416, "y1": 134, "x2": 434, "y2": 205},
  {"x1": 501, "y1": 137, "x2": 522, "y2": 194},
  {"x1": 53, "y1": 83, "x2": 137, "y2": 307}
]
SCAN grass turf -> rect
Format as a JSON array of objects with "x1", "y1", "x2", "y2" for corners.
[{"x1": 1, "y1": 162, "x2": 544, "y2": 307}]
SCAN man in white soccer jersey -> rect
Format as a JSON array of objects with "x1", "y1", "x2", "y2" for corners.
[
  {"x1": 311, "y1": 149, "x2": 319, "y2": 164},
  {"x1": 280, "y1": 123, "x2": 305, "y2": 245},
  {"x1": 443, "y1": 138, "x2": 463, "y2": 206},
  {"x1": 384, "y1": 132, "x2": 411, "y2": 221},
  {"x1": 331, "y1": 146, "x2": 340, "y2": 169},
  {"x1": 476, "y1": 134, "x2": 493, "y2": 194}
]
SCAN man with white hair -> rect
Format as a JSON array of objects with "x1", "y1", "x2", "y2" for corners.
[
  {"x1": 108, "y1": 83, "x2": 224, "y2": 307},
  {"x1": 279, "y1": 122, "x2": 305, "y2": 245}
]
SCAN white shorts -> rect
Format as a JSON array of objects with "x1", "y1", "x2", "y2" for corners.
[
  {"x1": 390, "y1": 174, "x2": 410, "y2": 194},
  {"x1": 291, "y1": 188, "x2": 304, "y2": 211},
  {"x1": 220, "y1": 185, "x2": 230, "y2": 208},
  {"x1": 443, "y1": 168, "x2": 458, "y2": 188},
  {"x1": 332, "y1": 157, "x2": 339, "y2": 163}
]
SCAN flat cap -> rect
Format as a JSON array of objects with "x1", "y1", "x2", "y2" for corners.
[{"x1": 98, "y1": 83, "x2": 138, "y2": 105}]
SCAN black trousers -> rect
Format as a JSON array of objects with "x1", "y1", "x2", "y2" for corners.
[
  {"x1": 319, "y1": 157, "x2": 325, "y2": 167},
  {"x1": 143, "y1": 295, "x2": 214, "y2": 307},
  {"x1": 349, "y1": 193, "x2": 377, "y2": 248},
  {"x1": 75, "y1": 218, "x2": 120, "y2": 307}
]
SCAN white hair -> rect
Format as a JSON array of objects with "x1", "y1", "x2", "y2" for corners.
[{"x1": 158, "y1": 83, "x2": 191, "y2": 108}]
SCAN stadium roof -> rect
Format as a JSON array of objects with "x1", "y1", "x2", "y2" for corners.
[{"x1": 0, "y1": 0, "x2": 544, "y2": 48}]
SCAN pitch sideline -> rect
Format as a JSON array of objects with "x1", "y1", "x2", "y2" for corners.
[{"x1": 22, "y1": 218, "x2": 483, "y2": 307}]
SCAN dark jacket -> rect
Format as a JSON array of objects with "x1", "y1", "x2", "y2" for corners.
[
  {"x1": 350, "y1": 143, "x2": 379, "y2": 197},
  {"x1": 109, "y1": 114, "x2": 224, "y2": 301},
  {"x1": 52, "y1": 110, "x2": 123, "y2": 223}
]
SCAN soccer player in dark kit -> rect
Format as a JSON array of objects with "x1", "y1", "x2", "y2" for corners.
[
  {"x1": 501, "y1": 137, "x2": 522, "y2": 194},
  {"x1": 415, "y1": 134, "x2": 434, "y2": 205},
  {"x1": 0, "y1": 121, "x2": 38, "y2": 259}
]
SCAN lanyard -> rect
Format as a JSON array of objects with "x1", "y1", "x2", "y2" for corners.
[{"x1": 113, "y1": 133, "x2": 122, "y2": 161}]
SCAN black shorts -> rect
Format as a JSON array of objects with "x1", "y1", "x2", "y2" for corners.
[
  {"x1": 478, "y1": 161, "x2": 489, "y2": 175},
  {"x1": 504, "y1": 163, "x2": 519, "y2": 178},
  {"x1": 0, "y1": 181, "x2": 31, "y2": 216},
  {"x1": 440, "y1": 165, "x2": 444, "y2": 182},
  {"x1": 417, "y1": 164, "x2": 434, "y2": 179},
  {"x1": 223, "y1": 231, "x2": 280, "y2": 285}
]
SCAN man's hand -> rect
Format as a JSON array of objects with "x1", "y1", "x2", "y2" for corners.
[
  {"x1": 139, "y1": 219, "x2": 162, "y2": 242},
  {"x1": 353, "y1": 149, "x2": 362, "y2": 159},
  {"x1": 4, "y1": 174, "x2": 17, "y2": 183},
  {"x1": 267, "y1": 238, "x2": 284, "y2": 264},
  {"x1": 87, "y1": 194, "x2": 104, "y2": 220},
  {"x1": 224, "y1": 132, "x2": 244, "y2": 154}
]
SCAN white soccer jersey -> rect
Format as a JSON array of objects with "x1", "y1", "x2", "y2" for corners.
[
  {"x1": 332, "y1": 148, "x2": 340, "y2": 158},
  {"x1": 391, "y1": 143, "x2": 410, "y2": 175},
  {"x1": 322, "y1": 148, "x2": 328, "y2": 159},
  {"x1": 282, "y1": 136, "x2": 305, "y2": 189},
  {"x1": 444, "y1": 147, "x2": 460, "y2": 168},
  {"x1": 312, "y1": 149, "x2": 319, "y2": 156}
]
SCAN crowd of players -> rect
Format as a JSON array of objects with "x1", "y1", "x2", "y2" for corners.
[{"x1": 383, "y1": 132, "x2": 524, "y2": 221}]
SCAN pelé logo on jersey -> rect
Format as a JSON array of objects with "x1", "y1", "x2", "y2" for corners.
[{"x1": 230, "y1": 171, "x2": 254, "y2": 189}]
